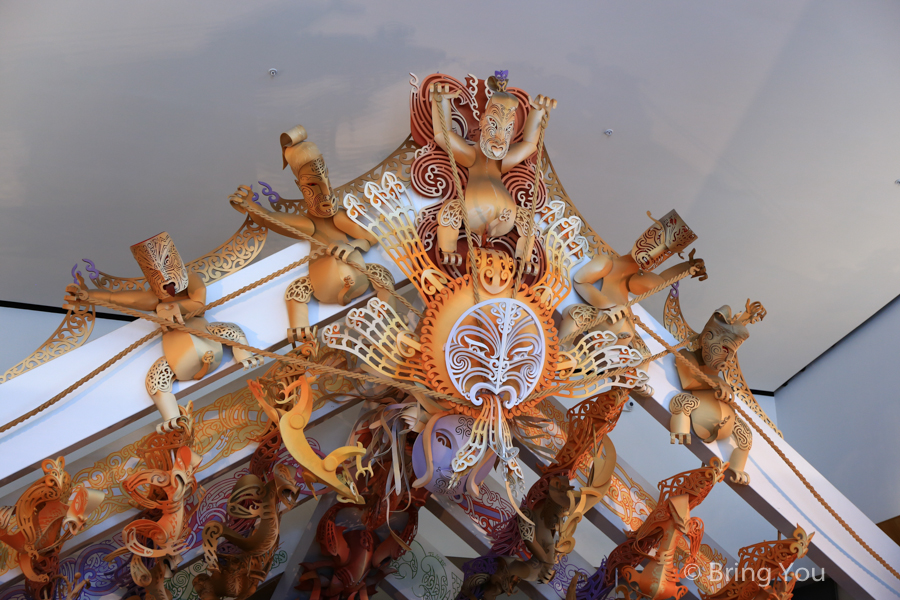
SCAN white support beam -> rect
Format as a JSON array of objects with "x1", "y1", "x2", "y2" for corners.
[
  {"x1": 0, "y1": 240, "x2": 405, "y2": 486},
  {"x1": 629, "y1": 305, "x2": 900, "y2": 600}
]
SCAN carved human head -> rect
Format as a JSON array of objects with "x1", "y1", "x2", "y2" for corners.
[
  {"x1": 479, "y1": 74, "x2": 518, "y2": 160},
  {"x1": 281, "y1": 125, "x2": 338, "y2": 218},
  {"x1": 411, "y1": 414, "x2": 496, "y2": 496},
  {"x1": 699, "y1": 306, "x2": 750, "y2": 371},
  {"x1": 630, "y1": 209, "x2": 697, "y2": 272},
  {"x1": 547, "y1": 475, "x2": 573, "y2": 508},
  {"x1": 130, "y1": 232, "x2": 189, "y2": 299}
]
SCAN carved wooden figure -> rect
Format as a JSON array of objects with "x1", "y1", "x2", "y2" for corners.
[
  {"x1": 229, "y1": 125, "x2": 398, "y2": 345},
  {"x1": 604, "y1": 458, "x2": 727, "y2": 600},
  {"x1": 0, "y1": 458, "x2": 104, "y2": 600},
  {"x1": 458, "y1": 437, "x2": 616, "y2": 600},
  {"x1": 298, "y1": 458, "x2": 430, "y2": 600},
  {"x1": 104, "y1": 404, "x2": 203, "y2": 600},
  {"x1": 429, "y1": 72, "x2": 555, "y2": 268},
  {"x1": 700, "y1": 526, "x2": 813, "y2": 600},
  {"x1": 249, "y1": 377, "x2": 367, "y2": 504},
  {"x1": 562, "y1": 210, "x2": 705, "y2": 347},
  {"x1": 194, "y1": 464, "x2": 301, "y2": 600},
  {"x1": 667, "y1": 300, "x2": 766, "y2": 485},
  {"x1": 64, "y1": 232, "x2": 261, "y2": 431}
]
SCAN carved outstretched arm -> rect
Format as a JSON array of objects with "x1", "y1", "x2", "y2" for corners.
[
  {"x1": 656, "y1": 250, "x2": 707, "y2": 283},
  {"x1": 333, "y1": 210, "x2": 377, "y2": 251},
  {"x1": 501, "y1": 95, "x2": 555, "y2": 173},
  {"x1": 230, "y1": 185, "x2": 316, "y2": 239},
  {"x1": 65, "y1": 276, "x2": 159, "y2": 312},
  {"x1": 430, "y1": 84, "x2": 476, "y2": 168}
]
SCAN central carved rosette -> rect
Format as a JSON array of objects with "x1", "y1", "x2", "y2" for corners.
[
  {"x1": 445, "y1": 298, "x2": 545, "y2": 409},
  {"x1": 420, "y1": 279, "x2": 559, "y2": 418}
]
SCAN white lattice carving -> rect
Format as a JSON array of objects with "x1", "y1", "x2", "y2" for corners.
[{"x1": 445, "y1": 298, "x2": 545, "y2": 409}]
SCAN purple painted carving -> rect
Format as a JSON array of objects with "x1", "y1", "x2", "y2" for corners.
[
  {"x1": 71, "y1": 259, "x2": 99, "y2": 285},
  {"x1": 574, "y1": 558, "x2": 613, "y2": 600},
  {"x1": 670, "y1": 280, "x2": 680, "y2": 298},
  {"x1": 257, "y1": 181, "x2": 282, "y2": 205}
]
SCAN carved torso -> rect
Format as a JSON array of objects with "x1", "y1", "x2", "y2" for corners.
[
  {"x1": 307, "y1": 212, "x2": 369, "y2": 305},
  {"x1": 464, "y1": 153, "x2": 517, "y2": 237}
]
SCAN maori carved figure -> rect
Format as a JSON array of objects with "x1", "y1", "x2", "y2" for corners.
[
  {"x1": 104, "y1": 404, "x2": 203, "y2": 600},
  {"x1": 604, "y1": 458, "x2": 728, "y2": 600},
  {"x1": 0, "y1": 459, "x2": 104, "y2": 599},
  {"x1": 65, "y1": 232, "x2": 261, "y2": 431},
  {"x1": 229, "y1": 125, "x2": 395, "y2": 345},
  {"x1": 249, "y1": 377, "x2": 366, "y2": 504},
  {"x1": 562, "y1": 210, "x2": 705, "y2": 347},
  {"x1": 194, "y1": 461, "x2": 301, "y2": 600},
  {"x1": 667, "y1": 300, "x2": 767, "y2": 485},
  {"x1": 700, "y1": 526, "x2": 813, "y2": 600},
  {"x1": 422, "y1": 71, "x2": 555, "y2": 269},
  {"x1": 458, "y1": 437, "x2": 616, "y2": 600},
  {"x1": 297, "y1": 430, "x2": 430, "y2": 600},
  {"x1": 331, "y1": 172, "x2": 647, "y2": 501}
]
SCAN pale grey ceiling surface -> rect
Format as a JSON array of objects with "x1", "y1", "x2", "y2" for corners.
[{"x1": 1, "y1": 0, "x2": 899, "y2": 391}]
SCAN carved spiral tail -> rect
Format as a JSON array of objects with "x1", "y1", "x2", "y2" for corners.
[{"x1": 202, "y1": 521, "x2": 225, "y2": 572}]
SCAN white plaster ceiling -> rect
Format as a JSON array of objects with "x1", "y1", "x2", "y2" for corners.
[{"x1": 1, "y1": 0, "x2": 899, "y2": 391}]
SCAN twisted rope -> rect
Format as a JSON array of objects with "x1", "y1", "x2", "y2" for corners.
[
  {"x1": 629, "y1": 313, "x2": 900, "y2": 581},
  {"x1": 731, "y1": 400, "x2": 900, "y2": 581},
  {"x1": 0, "y1": 330, "x2": 162, "y2": 434},
  {"x1": 240, "y1": 201, "x2": 423, "y2": 319},
  {"x1": 433, "y1": 89, "x2": 481, "y2": 305},
  {"x1": 0, "y1": 254, "x2": 315, "y2": 434},
  {"x1": 512, "y1": 107, "x2": 549, "y2": 297},
  {"x1": 78, "y1": 295, "x2": 469, "y2": 408}
]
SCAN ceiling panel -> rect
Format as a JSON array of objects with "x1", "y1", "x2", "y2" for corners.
[{"x1": 2, "y1": 0, "x2": 899, "y2": 390}]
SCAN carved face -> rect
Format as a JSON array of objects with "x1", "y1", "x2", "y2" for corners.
[
  {"x1": 296, "y1": 155, "x2": 338, "y2": 218},
  {"x1": 411, "y1": 415, "x2": 496, "y2": 496},
  {"x1": 699, "y1": 306, "x2": 749, "y2": 371},
  {"x1": 130, "y1": 232, "x2": 189, "y2": 299},
  {"x1": 630, "y1": 209, "x2": 697, "y2": 271},
  {"x1": 479, "y1": 95, "x2": 518, "y2": 160}
]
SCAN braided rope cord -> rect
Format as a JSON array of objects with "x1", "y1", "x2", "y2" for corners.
[
  {"x1": 76, "y1": 295, "x2": 469, "y2": 407},
  {"x1": 240, "y1": 201, "x2": 423, "y2": 319},
  {"x1": 512, "y1": 108, "x2": 549, "y2": 297},
  {"x1": 628, "y1": 313, "x2": 900, "y2": 581},
  {"x1": 0, "y1": 255, "x2": 315, "y2": 434},
  {"x1": 433, "y1": 89, "x2": 481, "y2": 305}
]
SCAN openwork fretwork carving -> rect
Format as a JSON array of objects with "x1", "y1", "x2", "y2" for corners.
[{"x1": 446, "y1": 298, "x2": 545, "y2": 409}]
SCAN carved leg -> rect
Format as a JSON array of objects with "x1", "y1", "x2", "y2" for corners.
[
  {"x1": 146, "y1": 357, "x2": 180, "y2": 431},
  {"x1": 513, "y1": 207, "x2": 539, "y2": 275},
  {"x1": 206, "y1": 322, "x2": 262, "y2": 369},
  {"x1": 669, "y1": 393, "x2": 700, "y2": 445},
  {"x1": 284, "y1": 276, "x2": 317, "y2": 345},
  {"x1": 727, "y1": 416, "x2": 752, "y2": 485},
  {"x1": 437, "y1": 201, "x2": 463, "y2": 264}
]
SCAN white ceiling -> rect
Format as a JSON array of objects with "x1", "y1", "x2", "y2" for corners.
[{"x1": 2, "y1": 0, "x2": 899, "y2": 391}]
